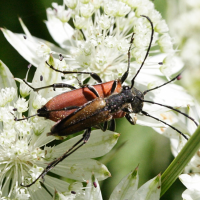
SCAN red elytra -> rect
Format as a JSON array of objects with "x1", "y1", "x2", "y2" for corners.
[{"x1": 44, "y1": 80, "x2": 126, "y2": 122}]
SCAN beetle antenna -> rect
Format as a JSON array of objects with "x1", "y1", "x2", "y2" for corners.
[
  {"x1": 14, "y1": 113, "x2": 38, "y2": 121},
  {"x1": 143, "y1": 73, "x2": 181, "y2": 95},
  {"x1": 131, "y1": 15, "x2": 154, "y2": 88},
  {"x1": 141, "y1": 111, "x2": 189, "y2": 140},
  {"x1": 120, "y1": 32, "x2": 135, "y2": 84},
  {"x1": 139, "y1": 72, "x2": 199, "y2": 127},
  {"x1": 139, "y1": 98, "x2": 199, "y2": 127}
]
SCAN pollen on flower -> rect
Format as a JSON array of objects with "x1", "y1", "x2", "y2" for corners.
[{"x1": 160, "y1": 113, "x2": 173, "y2": 123}]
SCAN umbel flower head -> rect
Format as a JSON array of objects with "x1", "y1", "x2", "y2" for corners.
[
  {"x1": 2, "y1": 0, "x2": 195, "y2": 137},
  {"x1": 0, "y1": 0, "x2": 198, "y2": 199},
  {"x1": 166, "y1": 1, "x2": 200, "y2": 199},
  {"x1": 167, "y1": 0, "x2": 200, "y2": 102},
  {"x1": 0, "y1": 60, "x2": 117, "y2": 199}
]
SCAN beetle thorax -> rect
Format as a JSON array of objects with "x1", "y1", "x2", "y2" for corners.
[{"x1": 105, "y1": 86, "x2": 143, "y2": 114}]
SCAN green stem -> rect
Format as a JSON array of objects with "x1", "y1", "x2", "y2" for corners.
[{"x1": 161, "y1": 125, "x2": 200, "y2": 197}]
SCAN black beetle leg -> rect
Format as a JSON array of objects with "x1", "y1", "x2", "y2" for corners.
[
  {"x1": 109, "y1": 119, "x2": 116, "y2": 131},
  {"x1": 125, "y1": 113, "x2": 137, "y2": 125},
  {"x1": 23, "y1": 79, "x2": 76, "y2": 92}
]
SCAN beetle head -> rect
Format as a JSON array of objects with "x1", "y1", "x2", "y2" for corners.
[{"x1": 131, "y1": 87, "x2": 144, "y2": 113}]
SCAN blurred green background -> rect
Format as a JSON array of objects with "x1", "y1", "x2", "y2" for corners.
[{"x1": 0, "y1": 0, "x2": 186, "y2": 199}]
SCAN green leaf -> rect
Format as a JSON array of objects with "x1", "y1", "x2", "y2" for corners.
[{"x1": 161, "y1": 125, "x2": 200, "y2": 196}]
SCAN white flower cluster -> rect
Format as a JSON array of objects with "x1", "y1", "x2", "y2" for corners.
[
  {"x1": 167, "y1": 0, "x2": 200, "y2": 199},
  {"x1": 0, "y1": 0, "x2": 198, "y2": 199},
  {"x1": 0, "y1": 61, "x2": 118, "y2": 199},
  {"x1": 167, "y1": 0, "x2": 200, "y2": 99}
]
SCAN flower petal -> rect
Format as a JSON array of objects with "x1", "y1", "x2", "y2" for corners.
[
  {"x1": 182, "y1": 189, "x2": 200, "y2": 200},
  {"x1": 179, "y1": 174, "x2": 200, "y2": 192},
  {"x1": 1, "y1": 27, "x2": 65, "y2": 67},
  {"x1": 43, "y1": 175, "x2": 70, "y2": 193},
  {"x1": 43, "y1": 158, "x2": 111, "y2": 181},
  {"x1": 84, "y1": 176, "x2": 103, "y2": 200},
  {"x1": 109, "y1": 168, "x2": 139, "y2": 200},
  {"x1": 0, "y1": 60, "x2": 17, "y2": 90},
  {"x1": 133, "y1": 174, "x2": 161, "y2": 200},
  {"x1": 45, "y1": 11, "x2": 75, "y2": 49},
  {"x1": 54, "y1": 130, "x2": 120, "y2": 159},
  {"x1": 1, "y1": 28, "x2": 41, "y2": 67}
]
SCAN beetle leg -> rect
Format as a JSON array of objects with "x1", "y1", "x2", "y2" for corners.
[
  {"x1": 46, "y1": 61, "x2": 102, "y2": 83},
  {"x1": 141, "y1": 111, "x2": 188, "y2": 140},
  {"x1": 93, "y1": 122, "x2": 108, "y2": 132},
  {"x1": 75, "y1": 76, "x2": 100, "y2": 97},
  {"x1": 21, "y1": 128, "x2": 91, "y2": 187},
  {"x1": 103, "y1": 121, "x2": 108, "y2": 131},
  {"x1": 86, "y1": 85, "x2": 100, "y2": 97},
  {"x1": 109, "y1": 119, "x2": 116, "y2": 131},
  {"x1": 23, "y1": 79, "x2": 76, "y2": 92},
  {"x1": 110, "y1": 80, "x2": 117, "y2": 94},
  {"x1": 125, "y1": 113, "x2": 137, "y2": 125}
]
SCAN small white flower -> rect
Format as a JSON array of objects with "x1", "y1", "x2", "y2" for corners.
[
  {"x1": 158, "y1": 33, "x2": 174, "y2": 53},
  {"x1": 80, "y1": 3, "x2": 95, "y2": 18},
  {"x1": 14, "y1": 97, "x2": 28, "y2": 113},
  {"x1": 64, "y1": 0, "x2": 77, "y2": 9},
  {"x1": 0, "y1": 87, "x2": 17, "y2": 107},
  {"x1": 99, "y1": 15, "x2": 111, "y2": 30},
  {"x1": 51, "y1": 2, "x2": 71, "y2": 22},
  {"x1": 32, "y1": 94, "x2": 47, "y2": 109},
  {"x1": 155, "y1": 19, "x2": 169, "y2": 33},
  {"x1": 74, "y1": 15, "x2": 87, "y2": 29}
]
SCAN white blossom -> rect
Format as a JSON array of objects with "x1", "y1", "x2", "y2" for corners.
[
  {"x1": 0, "y1": 62, "x2": 117, "y2": 199},
  {"x1": 1, "y1": 0, "x2": 198, "y2": 199}
]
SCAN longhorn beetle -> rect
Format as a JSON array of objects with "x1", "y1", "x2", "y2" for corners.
[{"x1": 15, "y1": 15, "x2": 198, "y2": 187}]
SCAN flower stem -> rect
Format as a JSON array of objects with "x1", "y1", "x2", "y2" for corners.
[{"x1": 161, "y1": 125, "x2": 200, "y2": 196}]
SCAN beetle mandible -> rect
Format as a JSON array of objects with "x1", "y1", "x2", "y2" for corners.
[{"x1": 16, "y1": 15, "x2": 198, "y2": 187}]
